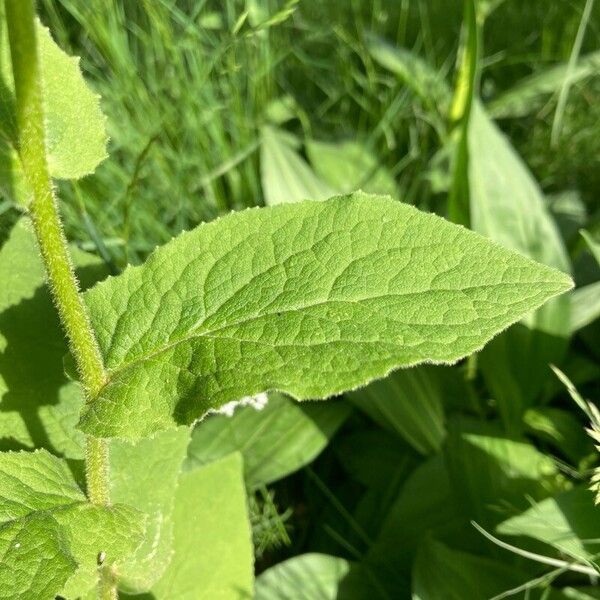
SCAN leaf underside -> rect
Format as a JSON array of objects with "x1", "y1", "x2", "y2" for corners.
[{"x1": 80, "y1": 192, "x2": 572, "y2": 440}]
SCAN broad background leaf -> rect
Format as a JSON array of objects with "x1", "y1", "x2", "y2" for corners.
[
  {"x1": 130, "y1": 453, "x2": 253, "y2": 599},
  {"x1": 255, "y1": 553, "x2": 351, "y2": 600},
  {"x1": 185, "y1": 393, "x2": 351, "y2": 488},
  {"x1": 110, "y1": 427, "x2": 191, "y2": 593},
  {"x1": 412, "y1": 538, "x2": 525, "y2": 600},
  {"x1": 305, "y1": 139, "x2": 398, "y2": 197},
  {"x1": 497, "y1": 487, "x2": 600, "y2": 565},
  {"x1": 348, "y1": 366, "x2": 446, "y2": 455},
  {"x1": 468, "y1": 102, "x2": 572, "y2": 426}
]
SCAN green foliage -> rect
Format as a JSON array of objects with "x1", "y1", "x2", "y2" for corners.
[
  {"x1": 412, "y1": 537, "x2": 525, "y2": 600},
  {"x1": 0, "y1": 1, "x2": 597, "y2": 598},
  {"x1": 497, "y1": 487, "x2": 600, "y2": 565},
  {"x1": 109, "y1": 427, "x2": 191, "y2": 592},
  {"x1": 0, "y1": 218, "x2": 104, "y2": 456},
  {"x1": 260, "y1": 126, "x2": 334, "y2": 206},
  {"x1": 348, "y1": 367, "x2": 446, "y2": 455},
  {"x1": 255, "y1": 553, "x2": 352, "y2": 599}
]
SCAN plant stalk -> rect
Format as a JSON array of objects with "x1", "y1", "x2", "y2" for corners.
[{"x1": 5, "y1": 0, "x2": 114, "y2": 596}]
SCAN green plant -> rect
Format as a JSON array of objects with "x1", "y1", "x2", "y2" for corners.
[{"x1": 0, "y1": 2, "x2": 580, "y2": 599}]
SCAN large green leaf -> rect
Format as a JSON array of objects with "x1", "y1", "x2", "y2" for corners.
[
  {"x1": 0, "y1": 450, "x2": 145, "y2": 599},
  {"x1": 348, "y1": 366, "x2": 446, "y2": 455},
  {"x1": 185, "y1": 393, "x2": 350, "y2": 488},
  {"x1": 0, "y1": 219, "x2": 105, "y2": 456},
  {"x1": 260, "y1": 126, "x2": 334, "y2": 206},
  {"x1": 497, "y1": 487, "x2": 600, "y2": 565},
  {"x1": 142, "y1": 453, "x2": 253, "y2": 599},
  {"x1": 79, "y1": 193, "x2": 572, "y2": 439},
  {"x1": 0, "y1": 17, "x2": 107, "y2": 204},
  {"x1": 110, "y1": 427, "x2": 191, "y2": 593}
]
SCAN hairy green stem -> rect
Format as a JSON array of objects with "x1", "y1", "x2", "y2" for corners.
[{"x1": 5, "y1": 0, "x2": 113, "y2": 596}]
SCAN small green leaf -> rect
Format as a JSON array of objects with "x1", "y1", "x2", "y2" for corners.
[
  {"x1": 186, "y1": 393, "x2": 350, "y2": 488},
  {"x1": 0, "y1": 449, "x2": 145, "y2": 598},
  {"x1": 305, "y1": 139, "x2": 398, "y2": 197},
  {"x1": 80, "y1": 192, "x2": 572, "y2": 439},
  {"x1": 255, "y1": 553, "x2": 352, "y2": 600},
  {"x1": 110, "y1": 427, "x2": 192, "y2": 593},
  {"x1": 497, "y1": 487, "x2": 600, "y2": 565},
  {"x1": 445, "y1": 418, "x2": 567, "y2": 528},
  {"x1": 260, "y1": 126, "x2": 334, "y2": 205},
  {"x1": 0, "y1": 17, "x2": 107, "y2": 203},
  {"x1": 141, "y1": 453, "x2": 253, "y2": 599}
]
